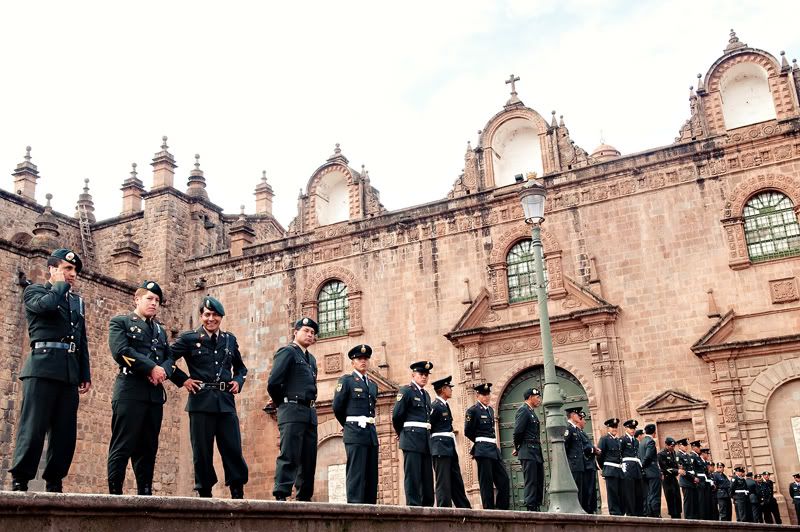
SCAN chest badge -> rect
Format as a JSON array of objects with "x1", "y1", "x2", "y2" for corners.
[
  {"x1": 396, "y1": 393, "x2": 403, "y2": 402},
  {"x1": 564, "y1": 429, "x2": 570, "y2": 437},
  {"x1": 336, "y1": 382, "x2": 343, "y2": 392},
  {"x1": 354, "y1": 388, "x2": 363, "y2": 392}
]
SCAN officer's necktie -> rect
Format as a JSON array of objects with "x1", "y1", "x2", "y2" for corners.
[
  {"x1": 211, "y1": 333, "x2": 218, "y2": 344},
  {"x1": 363, "y1": 373, "x2": 369, "y2": 388}
]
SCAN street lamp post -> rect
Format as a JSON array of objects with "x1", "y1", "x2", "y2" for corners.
[{"x1": 518, "y1": 177, "x2": 585, "y2": 514}]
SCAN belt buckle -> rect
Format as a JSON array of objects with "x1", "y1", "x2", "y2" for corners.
[
  {"x1": 68, "y1": 342, "x2": 77, "y2": 353},
  {"x1": 309, "y1": 400, "x2": 316, "y2": 408},
  {"x1": 367, "y1": 417, "x2": 375, "y2": 424},
  {"x1": 219, "y1": 382, "x2": 227, "y2": 391}
]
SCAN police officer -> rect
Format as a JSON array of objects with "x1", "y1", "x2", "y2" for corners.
[
  {"x1": 713, "y1": 462, "x2": 732, "y2": 521},
  {"x1": 332, "y1": 344, "x2": 378, "y2": 504},
  {"x1": 597, "y1": 418, "x2": 624, "y2": 515},
  {"x1": 693, "y1": 444, "x2": 711, "y2": 519},
  {"x1": 731, "y1": 466, "x2": 752, "y2": 522},
  {"x1": 658, "y1": 437, "x2": 682, "y2": 518},
  {"x1": 746, "y1": 472, "x2": 761, "y2": 522},
  {"x1": 513, "y1": 388, "x2": 543, "y2": 511},
  {"x1": 576, "y1": 411, "x2": 600, "y2": 514},
  {"x1": 621, "y1": 419, "x2": 643, "y2": 516},
  {"x1": 268, "y1": 317, "x2": 319, "y2": 501},
  {"x1": 465, "y1": 382, "x2": 509, "y2": 510},
  {"x1": 564, "y1": 407, "x2": 586, "y2": 511},
  {"x1": 701, "y1": 452, "x2": 718, "y2": 520},
  {"x1": 392, "y1": 360, "x2": 434, "y2": 506},
  {"x1": 676, "y1": 438, "x2": 699, "y2": 519},
  {"x1": 170, "y1": 296, "x2": 248, "y2": 499},
  {"x1": 759, "y1": 471, "x2": 781, "y2": 524},
  {"x1": 639, "y1": 423, "x2": 661, "y2": 517},
  {"x1": 107, "y1": 280, "x2": 175, "y2": 495},
  {"x1": 789, "y1": 472, "x2": 800, "y2": 524},
  {"x1": 10, "y1": 249, "x2": 91, "y2": 492},
  {"x1": 429, "y1": 375, "x2": 470, "y2": 508}
]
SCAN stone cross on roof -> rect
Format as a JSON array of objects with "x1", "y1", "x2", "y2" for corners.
[{"x1": 505, "y1": 74, "x2": 522, "y2": 106}]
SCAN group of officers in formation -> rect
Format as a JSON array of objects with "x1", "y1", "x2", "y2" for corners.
[{"x1": 7, "y1": 249, "x2": 800, "y2": 525}]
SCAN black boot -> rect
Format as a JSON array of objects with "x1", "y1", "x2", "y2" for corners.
[
  {"x1": 230, "y1": 484, "x2": 244, "y2": 499},
  {"x1": 109, "y1": 480, "x2": 123, "y2": 495},
  {"x1": 11, "y1": 478, "x2": 28, "y2": 492},
  {"x1": 45, "y1": 481, "x2": 63, "y2": 493},
  {"x1": 198, "y1": 488, "x2": 213, "y2": 498},
  {"x1": 137, "y1": 483, "x2": 153, "y2": 496}
]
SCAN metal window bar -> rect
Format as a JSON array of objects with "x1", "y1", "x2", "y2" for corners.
[
  {"x1": 507, "y1": 240, "x2": 548, "y2": 303},
  {"x1": 317, "y1": 281, "x2": 349, "y2": 338},
  {"x1": 743, "y1": 191, "x2": 800, "y2": 262}
]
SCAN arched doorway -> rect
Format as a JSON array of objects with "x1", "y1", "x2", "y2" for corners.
[
  {"x1": 766, "y1": 377, "x2": 800, "y2": 524},
  {"x1": 313, "y1": 436, "x2": 346, "y2": 503},
  {"x1": 499, "y1": 365, "x2": 595, "y2": 511}
]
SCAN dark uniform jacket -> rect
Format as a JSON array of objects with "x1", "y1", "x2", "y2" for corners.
[
  {"x1": 745, "y1": 478, "x2": 759, "y2": 506},
  {"x1": 565, "y1": 422, "x2": 585, "y2": 472},
  {"x1": 332, "y1": 371, "x2": 378, "y2": 446},
  {"x1": 391, "y1": 384, "x2": 431, "y2": 453},
  {"x1": 170, "y1": 328, "x2": 247, "y2": 413},
  {"x1": 21, "y1": 281, "x2": 90, "y2": 386},
  {"x1": 109, "y1": 312, "x2": 174, "y2": 403},
  {"x1": 580, "y1": 428, "x2": 598, "y2": 470},
  {"x1": 621, "y1": 433, "x2": 642, "y2": 479},
  {"x1": 639, "y1": 435, "x2": 660, "y2": 479},
  {"x1": 677, "y1": 451, "x2": 697, "y2": 488},
  {"x1": 713, "y1": 472, "x2": 732, "y2": 499},
  {"x1": 429, "y1": 396, "x2": 457, "y2": 457},
  {"x1": 597, "y1": 433, "x2": 623, "y2": 478},
  {"x1": 657, "y1": 448, "x2": 680, "y2": 479},
  {"x1": 731, "y1": 475, "x2": 748, "y2": 499},
  {"x1": 513, "y1": 404, "x2": 543, "y2": 462},
  {"x1": 464, "y1": 402, "x2": 501, "y2": 460},
  {"x1": 788, "y1": 481, "x2": 800, "y2": 507},
  {"x1": 267, "y1": 343, "x2": 318, "y2": 425},
  {"x1": 759, "y1": 479, "x2": 775, "y2": 504}
]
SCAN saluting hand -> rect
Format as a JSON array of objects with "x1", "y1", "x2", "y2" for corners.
[
  {"x1": 228, "y1": 381, "x2": 240, "y2": 394},
  {"x1": 50, "y1": 267, "x2": 66, "y2": 284},
  {"x1": 184, "y1": 378, "x2": 202, "y2": 394}
]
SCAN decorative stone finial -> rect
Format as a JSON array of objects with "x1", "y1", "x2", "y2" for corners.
[
  {"x1": 25, "y1": 146, "x2": 32, "y2": 161},
  {"x1": 326, "y1": 142, "x2": 349, "y2": 163},
  {"x1": 261, "y1": 170, "x2": 268, "y2": 183},
  {"x1": 131, "y1": 162, "x2": 138, "y2": 179},
  {"x1": 194, "y1": 154, "x2": 201, "y2": 170},
  {"x1": 161, "y1": 136, "x2": 169, "y2": 150},
  {"x1": 466, "y1": 140, "x2": 472, "y2": 151},
  {"x1": 559, "y1": 115, "x2": 565, "y2": 127},
  {"x1": 76, "y1": 178, "x2": 96, "y2": 223},
  {"x1": 551, "y1": 110, "x2": 558, "y2": 128},
  {"x1": 781, "y1": 51, "x2": 790, "y2": 69},
  {"x1": 334, "y1": 143, "x2": 341, "y2": 155},
  {"x1": 83, "y1": 178, "x2": 90, "y2": 193},
  {"x1": 724, "y1": 29, "x2": 746, "y2": 53},
  {"x1": 45, "y1": 193, "x2": 52, "y2": 207},
  {"x1": 186, "y1": 152, "x2": 208, "y2": 199},
  {"x1": 793, "y1": 58, "x2": 798, "y2": 71}
]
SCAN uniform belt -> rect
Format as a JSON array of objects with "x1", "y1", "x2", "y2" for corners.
[
  {"x1": 794, "y1": 495, "x2": 800, "y2": 499},
  {"x1": 604, "y1": 462, "x2": 623, "y2": 469},
  {"x1": 697, "y1": 473, "x2": 707, "y2": 478},
  {"x1": 403, "y1": 421, "x2": 431, "y2": 430},
  {"x1": 346, "y1": 415, "x2": 375, "y2": 428},
  {"x1": 476, "y1": 437, "x2": 497, "y2": 443},
  {"x1": 201, "y1": 382, "x2": 229, "y2": 391},
  {"x1": 735, "y1": 490, "x2": 749, "y2": 494},
  {"x1": 623, "y1": 457, "x2": 641, "y2": 464},
  {"x1": 33, "y1": 341, "x2": 76, "y2": 353},
  {"x1": 431, "y1": 431, "x2": 456, "y2": 440},
  {"x1": 284, "y1": 398, "x2": 315, "y2": 407}
]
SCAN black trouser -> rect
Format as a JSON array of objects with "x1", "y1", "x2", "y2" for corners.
[
  {"x1": 733, "y1": 495, "x2": 752, "y2": 522},
  {"x1": 521, "y1": 459, "x2": 544, "y2": 510},
  {"x1": 10, "y1": 378, "x2": 79, "y2": 485},
  {"x1": 273, "y1": 421, "x2": 317, "y2": 500},
  {"x1": 794, "y1": 502, "x2": 800, "y2": 524},
  {"x1": 697, "y1": 483, "x2": 711, "y2": 519},
  {"x1": 475, "y1": 457, "x2": 509, "y2": 510},
  {"x1": 761, "y1": 498, "x2": 781, "y2": 524},
  {"x1": 642, "y1": 476, "x2": 662, "y2": 517},
  {"x1": 751, "y1": 500, "x2": 762, "y2": 523},
  {"x1": 718, "y1": 496, "x2": 732, "y2": 521},
  {"x1": 623, "y1": 476, "x2": 643, "y2": 516},
  {"x1": 682, "y1": 485, "x2": 698, "y2": 519},
  {"x1": 107, "y1": 399, "x2": 163, "y2": 489},
  {"x1": 189, "y1": 411, "x2": 248, "y2": 491},
  {"x1": 604, "y1": 476, "x2": 624, "y2": 515},
  {"x1": 345, "y1": 443, "x2": 378, "y2": 504},
  {"x1": 402, "y1": 450, "x2": 434, "y2": 506},
  {"x1": 432, "y1": 455, "x2": 471, "y2": 508},
  {"x1": 663, "y1": 477, "x2": 681, "y2": 518},
  {"x1": 581, "y1": 468, "x2": 597, "y2": 514},
  {"x1": 571, "y1": 470, "x2": 584, "y2": 511}
]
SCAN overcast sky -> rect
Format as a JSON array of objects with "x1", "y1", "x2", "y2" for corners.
[{"x1": 1, "y1": 0, "x2": 798, "y2": 229}]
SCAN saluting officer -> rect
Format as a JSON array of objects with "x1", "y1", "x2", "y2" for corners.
[
  {"x1": 639, "y1": 423, "x2": 661, "y2": 517},
  {"x1": 429, "y1": 375, "x2": 471, "y2": 508},
  {"x1": 332, "y1": 344, "x2": 379, "y2": 504},
  {"x1": 789, "y1": 472, "x2": 800, "y2": 524},
  {"x1": 620, "y1": 419, "x2": 643, "y2": 516},
  {"x1": 658, "y1": 437, "x2": 682, "y2": 518},
  {"x1": 268, "y1": 317, "x2": 319, "y2": 501},
  {"x1": 513, "y1": 388, "x2": 543, "y2": 511},
  {"x1": 577, "y1": 411, "x2": 600, "y2": 514},
  {"x1": 170, "y1": 296, "x2": 248, "y2": 499},
  {"x1": 731, "y1": 466, "x2": 752, "y2": 522},
  {"x1": 107, "y1": 281, "x2": 175, "y2": 495},
  {"x1": 760, "y1": 471, "x2": 781, "y2": 524},
  {"x1": 391, "y1": 360, "x2": 435, "y2": 507},
  {"x1": 10, "y1": 249, "x2": 91, "y2": 493},
  {"x1": 597, "y1": 418, "x2": 624, "y2": 515},
  {"x1": 465, "y1": 382, "x2": 510, "y2": 510}
]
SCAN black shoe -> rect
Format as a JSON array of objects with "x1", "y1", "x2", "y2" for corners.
[
  {"x1": 137, "y1": 484, "x2": 152, "y2": 496},
  {"x1": 198, "y1": 488, "x2": 213, "y2": 498},
  {"x1": 109, "y1": 481, "x2": 123, "y2": 495},
  {"x1": 11, "y1": 479, "x2": 28, "y2": 492},
  {"x1": 230, "y1": 484, "x2": 244, "y2": 499},
  {"x1": 275, "y1": 494, "x2": 287, "y2": 501},
  {"x1": 45, "y1": 481, "x2": 63, "y2": 493}
]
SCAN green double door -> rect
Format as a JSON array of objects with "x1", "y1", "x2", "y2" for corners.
[{"x1": 498, "y1": 365, "x2": 593, "y2": 511}]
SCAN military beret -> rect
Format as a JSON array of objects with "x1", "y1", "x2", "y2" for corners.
[
  {"x1": 294, "y1": 317, "x2": 319, "y2": 333},
  {"x1": 604, "y1": 418, "x2": 619, "y2": 428},
  {"x1": 622, "y1": 419, "x2": 638, "y2": 429},
  {"x1": 690, "y1": 440, "x2": 702, "y2": 448},
  {"x1": 644, "y1": 423, "x2": 656, "y2": 434},
  {"x1": 50, "y1": 248, "x2": 82, "y2": 274},
  {"x1": 199, "y1": 295, "x2": 224, "y2": 316},
  {"x1": 140, "y1": 280, "x2": 164, "y2": 302},
  {"x1": 473, "y1": 382, "x2": 492, "y2": 395},
  {"x1": 348, "y1": 344, "x2": 372, "y2": 359},
  {"x1": 524, "y1": 387, "x2": 541, "y2": 399},
  {"x1": 676, "y1": 438, "x2": 689, "y2": 446},
  {"x1": 734, "y1": 466, "x2": 745, "y2": 473},
  {"x1": 634, "y1": 429, "x2": 644, "y2": 438},
  {"x1": 665, "y1": 437, "x2": 676, "y2": 445},
  {"x1": 410, "y1": 360, "x2": 433, "y2": 374},
  {"x1": 432, "y1": 375, "x2": 453, "y2": 390},
  {"x1": 565, "y1": 406, "x2": 583, "y2": 416}
]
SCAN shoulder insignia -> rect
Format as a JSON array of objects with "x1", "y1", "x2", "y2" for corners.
[
  {"x1": 336, "y1": 382, "x2": 343, "y2": 393},
  {"x1": 564, "y1": 429, "x2": 570, "y2": 438},
  {"x1": 465, "y1": 413, "x2": 471, "y2": 422},
  {"x1": 122, "y1": 355, "x2": 135, "y2": 367},
  {"x1": 396, "y1": 393, "x2": 404, "y2": 402}
]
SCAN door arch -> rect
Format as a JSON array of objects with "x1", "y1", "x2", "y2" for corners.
[{"x1": 498, "y1": 365, "x2": 594, "y2": 511}]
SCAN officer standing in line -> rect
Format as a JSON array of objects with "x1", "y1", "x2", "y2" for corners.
[
  {"x1": 429, "y1": 375, "x2": 471, "y2": 508},
  {"x1": 169, "y1": 296, "x2": 248, "y2": 499},
  {"x1": 10, "y1": 249, "x2": 91, "y2": 493},
  {"x1": 658, "y1": 437, "x2": 682, "y2": 518},
  {"x1": 597, "y1": 418, "x2": 624, "y2": 516},
  {"x1": 620, "y1": 419, "x2": 643, "y2": 516},
  {"x1": 731, "y1": 466, "x2": 752, "y2": 522},
  {"x1": 564, "y1": 407, "x2": 587, "y2": 511},
  {"x1": 694, "y1": 445, "x2": 712, "y2": 519},
  {"x1": 107, "y1": 280, "x2": 175, "y2": 496},
  {"x1": 513, "y1": 388, "x2": 543, "y2": 512},
  {"x1": 789, "y1": 472, "x2": 800, "y2": 523},
  {"x1": 676, "y1": 438, "x2": 699, "y2": 519},
  {"x1": 332, "y1": 344, "x2": 379, "y2": 504},
  {"x1": 576, "y1": 411, "x2": 600, "y2": 514},
  {"x1": 267, "y1": 317, "x2": 319, "y2": 501},
  {"x1": 702, "y1": 452, "x2": 718, "y2": 520},
  {"x1": 465, "y1": 382, "x2": 510, "y2": 510},
  {"x1": 746, "y1": 472, "x2": 762, "y2": 522},
  {"x1": 391, "y1": 360, "x2": 435, "y2": 507},
  {"x1": 639, "y1": 423, "x2": 661, "y2": 517},
  {"x1": 759, "y1": 471, "x2": 781, "y2": 524},
  {"x1": 713, "y1": 462, "x2": 732, "y2": 521}
]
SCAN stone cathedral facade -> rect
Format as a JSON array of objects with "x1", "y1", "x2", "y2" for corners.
[{"x1": 1, "y1": 31, "x2": 799, "y2": 522}]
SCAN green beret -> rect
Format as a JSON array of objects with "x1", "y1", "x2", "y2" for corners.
[
  {"x1": 140, "y1": 280, "x2": 164, "y2": 302},
  {"x1": 200, "y1": 296, "x2": 225, "y2": 316},
  {"x1": 50, "y1": 248, "x2": 82, "y2": 274}
]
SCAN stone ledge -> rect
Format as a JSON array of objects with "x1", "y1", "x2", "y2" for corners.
[{"x1": 0, "y1": 492, "x2": 789, "y2": 531}]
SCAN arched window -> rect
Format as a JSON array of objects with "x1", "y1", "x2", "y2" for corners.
[
  {"x1": 743, "y1": 191, "x2": 800, "y2": 262},
  {"x1": 507, "y1": 240, "x2": 547, "y2": 303},
  {"x1": 317, "y1": 280, "x2": 349, "y2": 338},
  {"x1": 720, "y1": 62, "x2": 776, "y2": 130}
]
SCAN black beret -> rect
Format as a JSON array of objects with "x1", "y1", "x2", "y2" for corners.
[
  {"x1": 523, "y1": 387, "x2": 541, "y2": 399},
  {"x1": 140, "y1": 280, "x2": 164, "y2": 303},
  {"x1": 200, "y1": 295, "x2": 224, "y2": 316},
  {"x1": 294, "y1": 317, "x2": 319, "y2": 333},
  {"x1": 348, "y1": 344, "x2": 372, "y2": 359},
  {"x1": 432, "y1": 375, "x2": 453, "y2": 390},
  {"x1": 644, "y1": 423, "x2": 656, "y2": 434},
  {"x1": 604, "y1": 418, "x2": 620, "y2": 428},
  {"x1": 622, "y1": 419, "x2": 638, "y2": 429},
  {"x1": 410, "y1": 360, "x2": 433, "y2": 374},
  {"x1": 50, "y1": 248, "x2": 82, "y2": 274},
  {"x1": 473, "y1": 382, "x2": 492, "y2": 395}
]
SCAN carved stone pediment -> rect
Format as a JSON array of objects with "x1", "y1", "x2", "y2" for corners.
[
  {"x1": 637, "y1": 390, "x2": 708, "y2": 415},
  {"x1": 692, "y1": 307, "x2": 800, "y2": 359}
]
